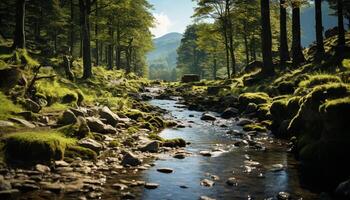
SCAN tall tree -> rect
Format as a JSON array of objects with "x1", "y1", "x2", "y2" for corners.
[
  {"x1": 291, "y1": 1, "x2": 305, "y2": 68},
  {"x1": 12, "y1": 0, "x2": 26, "y2": 49},
  {"x1": 315, "y1": 0, "x2": 325, "y2": 62},
  {"x1": 279, "y1": 0, "x2": 290, "y2": 68},
  {"x1": 337, "y1": 0, "x2": 345, "y2": 48},
  {"x1": 79, "y1": 0, "x2": 95, "y2": 79},
  {"x1": 260, "y1": 0, "x2": 274, "y2": 75}
]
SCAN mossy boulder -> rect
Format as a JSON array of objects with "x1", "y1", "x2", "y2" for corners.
[
  {"x1": 162, "y1": 138, "x2": 186, "y2": 148},
  {"x1": 3, "y1": 131, "x2": 75, "y2": 162},
  {"x1": 0, "y1": 67, "x2": 23, "y2": 90},
  {"x1": 288, "y1": 83, "x2": 350, "y2": 189},
  {"x1": 65, "y1": 145, "x2": 97, "y2": 160},
  {"x1": 243, "y1": 123, "x2": 267, "y2": 132},
  {"x1": 238, "y1": 92, "x2": 270, "y2": 111}
]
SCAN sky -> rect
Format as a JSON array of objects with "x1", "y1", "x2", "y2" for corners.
[{"x1": 148, "y1": 0, "x2": 197, "y2": 38}]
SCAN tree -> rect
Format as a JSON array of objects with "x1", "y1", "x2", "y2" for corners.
[
  {"x1": 12, "y1": 0, "x2": 26, "y2": 49},
  {"x1": 337, "y1": 0, "x2": 345, "y2": 48},
  {"x1": 260, "y1": 0, "x2": 274, "y2": 75},
  {"x1": 279, "y1": 0, "x2": 290, "y2": 68},
  {"x1": 79, "y1": 0, "x2": 95, "y2": 79},
  {"x1": 291, "y1": 0, "x2": 305, "y2": 68},
  {"x1": 194, "y1": 0, "x2": 236, "y2": 78},
  {"x1": 315, "y1": 0, "x2": 325, "y2": 62}
]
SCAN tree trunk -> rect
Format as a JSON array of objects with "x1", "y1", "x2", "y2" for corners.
[
  {"x1": 315, "y1": 0, "x2": 325, "y2": 63},
  {"x1": 12, "y1": 0, "x2": 26, "y2": 49},
  {"x1": 223, "y1": 25, "x2": 230, "y2": 78},
  {"x1": 212, "y1": 55, "x2": 217, "y2": 80},
  {"x1": 243, "y1": 24, "x2": 250, "y2": 66},
  {"x1": 279, "y1": 0, "x2": 290, "y2": 68},
  {"x1": 291, "y1": 5, "x2": 305, "y2": 68},
  {"x1": 95, "y1": 0, "x2": 99, "y2": 65},
  {"x1": 70, "y1": 0, "x2": 75, "y2": 56},
  {"x1": 337, "y1": 0, "x2": 345, "y2": 47},
  {"x1": 79, "y1": 0, "x2": 92, "y2": 79},
  {"x1": 107, "y1": 27, "x2": 114, "y2": 70},
  {"x1": 228, "y1": 26, "x2": 236, "y2": 76},
  {"x1": 116, "y1": 24, "x2": 121, "y2": 69},
  {"x1": 250, "y1": 36, "x2": 257, "y2": 61},
  {"x1": 260, "y1": 0, "x2": 274, "y2": 75}
]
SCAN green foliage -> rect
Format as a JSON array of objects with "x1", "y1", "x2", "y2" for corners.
[
  {"x1": 3, "y1": 131, "x2": 76, "y2": 162},
  {"x1": 0, "y1": 91, "x2": 22, "y2": 120},
  {"x1": 0, "y1": 49, "x2": 39, "y2": 67}
]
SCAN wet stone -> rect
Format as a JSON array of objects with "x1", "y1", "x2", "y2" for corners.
[
  {"x1": 0, "y1": 189, "x2": 20, "y2": 200},
  {"x1": 277, "y1": 192, "x2": 291, "y2": 200},
  {"x1": 144, "y1": 183, "x2": 159, "y2": 189},
  {"x1": 199, "y1": 151, "x2": 212, "y2": 157},
  {"x1": 35, "y1": 164, "x2": 51, "y2": 173},
  {"x1": 200, "y1": 195, "x2": 216, "y2": 200},
  {"x1": 157, "y1": 168, "x2": 173, "y2": 174},
  {"x1": 200, "y1": 179, "x2": 214, "y2": 187},
  {"x1": 226, "y1": 177, "x2": 237, "y2": 186},
  {"x1": 112, "y1": 183, "x2": 128, "y2": 190}
]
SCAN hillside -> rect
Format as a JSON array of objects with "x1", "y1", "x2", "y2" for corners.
[{"x1": 147, "y1": 32, "x2": 182, "y2": 81}]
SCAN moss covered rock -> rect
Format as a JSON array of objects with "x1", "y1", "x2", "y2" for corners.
[
  {"x1": 3, "y1": 131, "x2": 75, "y2": 162},
  {"x1": 288, "y1": 83, "x2": 350, "y2": 189},
  {"x1": 238, "y1": 92, "x2": 270, "y2": 111}
]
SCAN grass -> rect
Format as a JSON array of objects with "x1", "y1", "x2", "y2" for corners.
[
  {"x1": 3, "y1": 131, "x2": 76, "y2": 162},
  {"x1": 0, "y1": 91, "x2": 23, "y2": 120}
]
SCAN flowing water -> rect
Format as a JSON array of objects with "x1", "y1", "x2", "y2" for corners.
[{"x1": 139, "y1": 99, "x2": 318, "y2": 200}]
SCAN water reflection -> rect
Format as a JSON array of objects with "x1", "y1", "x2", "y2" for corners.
[{"x1": 141, "y1": 99, "x2": 317, "y2": 199}]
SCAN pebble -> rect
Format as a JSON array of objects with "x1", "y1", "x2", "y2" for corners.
[
  {"x1": 199, "y1": 151, "x2": 212, "y2": 157},
  {"x1": 200, "y1": 196, "x2": 216, "y2": 200},
  {"x1": 112, "y1": 183, "x2": 128, "y2": 190},
  {"x1": 226, "y1": 177, "x2": 237, "y2": 186},
  {"x1": 200, "y1": 179, "x2": 214, "y2": 187}
]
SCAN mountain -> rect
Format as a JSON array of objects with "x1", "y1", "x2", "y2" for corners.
[
  {"x1": 301, "y1": 2, "x2": 338, "y2": 47},
  {"x1": 147, "y1": 32, "x2": 182, "y2": 80}
]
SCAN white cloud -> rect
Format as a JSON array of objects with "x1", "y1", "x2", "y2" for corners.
[{"x1": 150, "y1": 13, "x2": 172, "y2": 38}]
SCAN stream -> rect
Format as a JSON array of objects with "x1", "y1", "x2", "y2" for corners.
[{"x1": 139, "y1": 98, "x2": 318, "y2": 199}]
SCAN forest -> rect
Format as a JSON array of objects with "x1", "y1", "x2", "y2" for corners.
[{"x1": 0, "y1": 0, "x2": 349, "y2": 199}]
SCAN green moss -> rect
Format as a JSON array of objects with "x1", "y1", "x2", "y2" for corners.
[
  {"x1": 0, "y1": 49, "x2": 39, "y2": 67},
  {"x1": 108, "y1": 140, "x2": 121, "y2": 148},
  {"x1": 0, "y1": 91, "x2": 23, "y2": 120},
  {"x1": 127, "y1": 127, "x2": 139, "y2": 134},
  {"x1": 243, "y1": 123, "x2": 267, "y2": 132},
  {"x1": 298, "y1": 74, "x2": 342, "y2": 89},
  {"x1": 320, "y1": 97, "x2": 350, "y2": 112},
  {"x1": 65, "y1": 145, "x2": 97, "y2": 160},
  {"x1": 343, "y1": 59, "x2": 350, "y2": 69},
  {"x1": 238, "y1": 92, "x2": 270, "y2": 109},
  {"x1": 126, "y1": 109, "x2": 144, "y2": 120},
  {"x1": 3, "y1": 131, "x2": 76, "y2": 162},
  {"x1": 148, "y1": 133, "x2": 164, "y2": 141}
]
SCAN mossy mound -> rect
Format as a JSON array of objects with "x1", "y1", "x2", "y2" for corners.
[
  {"x1": 162, "y1": 138, "x2": 186, "y2": 148},
  {"x1": 288, "y1": 83, "x2": 350, "y2": 189},
  {"x1": 238, "y1": 92, "x2": 270, "y2": 111},
  {"x1": 3, "y1": 131, "x2": 76, "y2": 162},
  {"x1": 243, "y1": 123, "x2": 267, "y2": 132},
  {"x1": 0, "y1": 49, "x2": 39, "y2": 67},
  {"x1": 65, "y1": 145, "x2": 97, "y2": 160}
]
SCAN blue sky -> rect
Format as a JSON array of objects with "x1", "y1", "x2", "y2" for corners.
[{"x1": 148, "y1": 0, "x2": 197, "y2": 38}]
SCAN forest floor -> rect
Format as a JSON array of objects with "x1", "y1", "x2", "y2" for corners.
[{"x1": 0, "y1": 33, "x2": 350, "y2": 199}]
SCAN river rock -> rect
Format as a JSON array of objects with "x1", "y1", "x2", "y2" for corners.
[
  {"x1": 99, "y1": 106, "x2": 119, "y2": 126},
  {"x1": 199, "y1": 151, "x2": 212, "y2": 157},
  {"x1": 9, "y1": 117, "x2": 35, "y2": 128},
  {"x1": 35, "y1": 164, "x2": 51, "y2": 173},
  {"x1": 200, "y1": 196, "x2": 216, "y2": 200},
  {"x1": 139, "y1": 141, "x2": 159, "y2": 153},
  {"x1": 24, "y1": 99, "x2": 41, "y2": 113},
  {"x1": 181, "y1": 74, "x2": 200, "y2": 83},
  {"x1": 0, "y1": 189, "x2": 20, "y2": 200},
  {"x1": 78, "y1": 138, "x2": 103, "y2": 152},
  {"x1": 112, "y1": 183, "x2": 128, "y2": 190},
  {"x1": 40, "y1": 182, "x2": 64, "y2": 193},
  {"x1": 70, "y1": 108, "x2": 86, "y2": 117},
  {"x1": 245, "y1": 103, "x2": 257, "y2": 114},
  {"x1": 200, "y1": 179, "x2": 214, "y2": 187},
  {"x1": 226, "y1": 177, "x2": 237, "y2": 186},
  {"x1": 54, "y1": 160, "x2": 69, "y2": 167},
  {"x1": 0, "y1": 176, "x2": 11, "y2": 190},
  {"x1": 156, "y1": 168, "x2": 173, "y2": 174},
  {"x1": 237, "y1": 119, "x2": 253, "y2": 126},
  {"x1": 0, "y1": 120, "x2": 15, "y2": 128},
  {"x1": 121, "y1": 152, "x2": 142, "y2": 166},
  {"x1": 221, "y1": 107, "x2": 239, "y2": 119},
  {"x1": 270, "y1": 164, "x2": 284, "y2": 172},
  {"x1": 277, "y1": 191, "x2": 291, "y2": 200},
  {"x1": 201, "y1": 113, "x2": 216, "y2": 121},
  {"x1": 335, "y1": 179, "x2": 350, "y2": 199},
  {"x1": 58, "y1": 110, "x2": 77, "y2": 125},
  {"x1": 173, "y1": 153, "x2": 186, "y2": 159},
  {"x1": 86, "y1": 117, "x2": 116, "y2": 134},
  {"x1": 144, "y1": 183, "x2": 159, "y2": 189}
]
